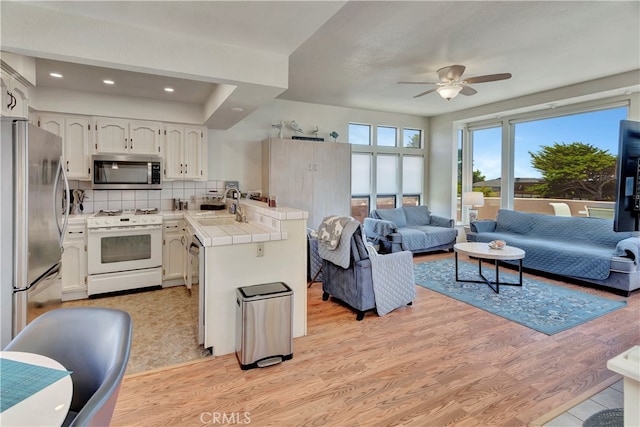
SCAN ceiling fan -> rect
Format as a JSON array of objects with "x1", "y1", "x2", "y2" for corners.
[{"x1": 398, "y1": 65, "x2": 512, "y2": 100}]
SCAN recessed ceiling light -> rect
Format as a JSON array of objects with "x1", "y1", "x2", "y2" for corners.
[
  {"x1": 164, "y1": 87, "x2": 174, "y2": 93},
  {"x1": 49, "y1": 72, "x2": 63, "y2": 78},
  {"x1": 103, "y1": 80, "x2": 115, "y2": 85},
  {"x1": 230, "y1": 107, "x2": 244, "y2": 112}
]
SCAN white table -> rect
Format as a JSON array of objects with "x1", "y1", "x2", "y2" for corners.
[
  {"x1": 454, "y1": 242, "x2": 526, "y2": 294},
  {"x1": 0, "y1": 351, "x2": 73, "y2": 427}
]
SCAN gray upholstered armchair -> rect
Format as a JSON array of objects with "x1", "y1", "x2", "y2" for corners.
[
  {"x1": 4, "y1": 307, "x2": 132, "y2": 427},
  {"x1": 320, "y1": 222, "x2": 415, "y2": 320}
]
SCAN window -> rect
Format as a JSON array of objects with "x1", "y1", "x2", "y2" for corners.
[
  {"x1": 512, "y1": 106, "x2": 628, "y2": 215},
  {"x1": 351, "y1": 196, "x2": 370, "y2": 225},
  {"x1": 456, "y1": 129, "x2": 463, "y2": 223},
  {"x1": 350, "y1": 123, "x2": 425, "y2": 218},
  {"x1": 349, "y1": 123, "x2": 371, "y2": 145},
  {"x1": 402, "y1": 196, "x2": 420, "y2": 207},
  {"x1": 351, "y1": 153, "x2": 371, "y2": 222},
  {"x1": 376, "y1": 155, "x2": 398, "y2": 195},
  {"x1": 403, "y1": 155, "x2": 423, "y2": 205},
  {"x1": 459, "y1": 102, "x2": 629, "y2": 220},
  {"x1": 377, "y1": 126, "x2": 397, "y2": 147},
  {"x1": 403, "y1": 128, "x2": 422, "y2": 148},
  {"x1": 376, "y1": 196, "x2": 396, "y2": 210}
]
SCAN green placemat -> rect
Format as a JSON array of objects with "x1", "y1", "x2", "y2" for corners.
[{"x1": 0, "y1": 357, "x2": 72, "y2": 412}]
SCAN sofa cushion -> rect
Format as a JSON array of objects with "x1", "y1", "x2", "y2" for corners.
[
  {"x1": 376, "y1": 207, "x2": 407, "y2": 228},
  {"x1": 399, "y1": 226, "x2": 457, "y2": 252},
  {"x1": 495, "y1": 209, "x2": 535, "y2": 234},
  {"x1": 472, "y1": 232, "x2": 615, "y2": 280},
  {"x1": 403, "y1": 206, "x2": 431, "y2": 226}
]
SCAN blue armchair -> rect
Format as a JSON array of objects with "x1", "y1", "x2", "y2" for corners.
[{"x1": 321, "y1": 225, "x2": 415, "y2": 320}]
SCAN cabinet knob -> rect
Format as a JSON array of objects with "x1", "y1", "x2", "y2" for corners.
[{"x1": 66, "y1": 160, "x2": 69, "y2": 172}]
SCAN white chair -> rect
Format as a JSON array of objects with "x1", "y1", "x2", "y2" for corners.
[
  {"x1": 549, "y1": 202, "x2": 572, "y2": 217},
  {"x1": 586, "y1": 206, "x2": 615, "y2": 219}
]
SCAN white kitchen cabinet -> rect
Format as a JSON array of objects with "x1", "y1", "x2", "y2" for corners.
[
  {"x1": 262, "y1": 138, "x2": 351, "y2": 229},
  {"x1": 164, "y1": 125, "x2": 207, "y2": 180},
  {"x1": 61, "y1": 222, "x2": 87, "y2": 301},
  {"x1": 95, "y1": 118, "x2": 162, "y2": 155},
  {"x1": 1, "y1": 70, "x2": 29, "y2": 119},
  {"x1": 39, "y1": 114, "x2": 92, "y2": 180},
  {"x1": 163, "y1": 219, "x2": 186, "y2": 282}
]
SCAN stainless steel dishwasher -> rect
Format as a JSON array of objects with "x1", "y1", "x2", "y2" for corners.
[{"x1": 236, "y1": 282, "x2": 293, "y2": 370}]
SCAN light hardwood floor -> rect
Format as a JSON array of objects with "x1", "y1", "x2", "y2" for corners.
[{"x1": 112, "y1": 252, "x2": 639, "y2": 426}]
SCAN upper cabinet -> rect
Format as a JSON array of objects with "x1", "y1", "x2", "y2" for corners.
[
  {"x1": 95, "y1": 118, "x2": 162, "y2": 155},
  {"x1": 1, "y1": 70, "x2": 29, "y2": 119},
  {"x1": 39, "y1": 114, "x2": 92, "y2": 180},
  {"x1": 164, "y1": 125, "x2": 207, "y2": 180}
]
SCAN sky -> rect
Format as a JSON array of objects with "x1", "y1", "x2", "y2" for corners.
[{"x1": 472, "y1": 106, "x2": 629, "y2": 180}]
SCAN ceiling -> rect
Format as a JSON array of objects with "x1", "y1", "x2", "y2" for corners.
[{"x1": 3, "y1": 1, "x2": 640, "y2": 123}]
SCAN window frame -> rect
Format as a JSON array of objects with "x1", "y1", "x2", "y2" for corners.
[
  {"x1": 458, "y1": 99, "x2": 630, "y2": 220},
  {"x1": 349, "y1": 122, "x2": 426, "y2": 214}
]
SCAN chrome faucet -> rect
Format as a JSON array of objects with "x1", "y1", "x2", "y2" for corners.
[{"x1": 224, "y1": 188, "x2": 245, "y2": 222}]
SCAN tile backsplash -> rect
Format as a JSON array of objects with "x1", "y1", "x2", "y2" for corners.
[{"x1": 70, "y1": 180, "x2": 227, "y2": 213}]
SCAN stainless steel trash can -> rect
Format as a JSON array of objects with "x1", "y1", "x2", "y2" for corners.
[{"x1": 236, "y1": 282, "x2": 293, "y2": 370}]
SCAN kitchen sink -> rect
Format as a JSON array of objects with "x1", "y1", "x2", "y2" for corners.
[{"x1": 198, "y1": 217, "x2": 237, "y2": 226}]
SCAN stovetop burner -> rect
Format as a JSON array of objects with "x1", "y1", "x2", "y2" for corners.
[
  {"x1": 135, "y1": 208, "x2": 158, "y2": 215},
  {"x1": 95, "y1": 209, "x2": 123, "y2": 217}
]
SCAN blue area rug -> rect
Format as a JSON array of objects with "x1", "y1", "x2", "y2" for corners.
[{"x1": 414, "y1": 258, "x2": 627, "y2": 335}]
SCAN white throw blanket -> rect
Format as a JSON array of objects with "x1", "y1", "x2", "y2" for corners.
[
  {"x1": 366, "y1": 246, "x2": 416, "y2": 316},
  {"x1": 318, "y1": 216, "x2": 360, "y2": 269}
]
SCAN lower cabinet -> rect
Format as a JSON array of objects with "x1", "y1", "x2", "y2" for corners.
[
  {"x1": 163, "y1": 220, "x2": 186, "y2": 283},
  {"x1": 61, "y1": 222, "x2": 87, "y2": 301}
]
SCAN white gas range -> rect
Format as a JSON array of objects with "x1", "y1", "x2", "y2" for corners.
[{"x1": 86, "y1": 208, "x2": 163, "y2": 296}]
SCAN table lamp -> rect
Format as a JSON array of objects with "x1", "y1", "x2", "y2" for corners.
[{"x1": 462, "y1": 191, "x2": 484, "y2": 223}]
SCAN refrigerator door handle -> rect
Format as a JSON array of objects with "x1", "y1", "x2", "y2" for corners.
[{"x1": 54, "y1": 155, "x2": 71, "y2": 247}]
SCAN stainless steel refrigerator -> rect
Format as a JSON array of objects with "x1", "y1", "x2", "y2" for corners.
[{"x1": 1, "y1": 117, "x2": 69, "y2": 348}]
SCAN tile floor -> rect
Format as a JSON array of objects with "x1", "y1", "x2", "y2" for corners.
[{"x1": 543, "y1": 380, "x2": 624, "y2": 426}]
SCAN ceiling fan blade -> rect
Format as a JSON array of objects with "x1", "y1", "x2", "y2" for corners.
[
  {"x1": 459, "y1": 85, "x2": 477, "y2": 96},
  {"x1": 397, "y1": 81, "x2": 438, "y2": 85},
  {"x1": 438, "y1": 65, "x2": 465, "y2": 82},
  {"x1": 413, "y1": 88, "x2": 438, "y2": 98},
  {"x1": 462, "y1": 73, "x2": 512, "y2": 84}
]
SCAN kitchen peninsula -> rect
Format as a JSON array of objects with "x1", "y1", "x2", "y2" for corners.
[{"x1": 183, "y1": 200, "x2": 308, "y2": 356}]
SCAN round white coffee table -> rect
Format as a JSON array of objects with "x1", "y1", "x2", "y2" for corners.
[{"x1": 453, "y1": 242, "x2": 526, "y2": 294}]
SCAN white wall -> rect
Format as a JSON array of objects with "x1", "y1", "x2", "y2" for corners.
[
  {"x1": 207, "y1": 98, "x2": 430, "y2": 193},
  {"x1": 428, "y1": 70, "x2": 640, "y2": 219}
]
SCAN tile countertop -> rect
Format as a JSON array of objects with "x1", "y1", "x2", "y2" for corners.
[{"x1": 177, "y1": 200, "x2": 308, "y2": 247}]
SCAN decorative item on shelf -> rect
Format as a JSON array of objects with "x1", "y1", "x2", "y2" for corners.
[
  {"x1": 329, "y1": 131, "x2": 339, "y2": 142},
  {"x1": 311, "y1": 125, "x2": 319, "y2": 137},
  {"x1": 289, "y1": 120, "x2": 303, "y2": 135},
  {"x1": 462, "y1": 191, "x2": 484, "y2": 223},
  {"x1": 272, "y1": 121, "x2": 284, "y2": 138}
]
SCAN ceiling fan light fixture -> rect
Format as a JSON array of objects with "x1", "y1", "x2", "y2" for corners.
[{"x1": 437, "y1": 85, "x2": 463, "y2": 100}]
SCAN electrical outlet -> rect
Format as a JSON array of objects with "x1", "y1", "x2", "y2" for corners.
[{"x1": 256, "y1": 242, "x2": 264, "y2": 257}]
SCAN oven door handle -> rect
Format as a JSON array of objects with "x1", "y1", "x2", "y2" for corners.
[{"x1": 88, "y1": 225, "x2": 162, "y2": 234}]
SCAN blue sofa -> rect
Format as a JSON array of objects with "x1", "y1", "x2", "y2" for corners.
[
  {"x1": 363, "y1": 206, "x2": 458, "y2": 254},
  {"x1": 467, "y1": 209, "x2": 640, "y2": 296}
]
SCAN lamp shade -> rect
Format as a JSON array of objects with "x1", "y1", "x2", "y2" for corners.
[
  {"x1": 462, "y1": 191, "x2": 484, "y2": 207},
  {"x1": 437, "y1": 84, "x2": 463, "y2": 100}
]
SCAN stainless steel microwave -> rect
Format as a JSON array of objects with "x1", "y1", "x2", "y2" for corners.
[{"x1": 92, "y1": 154, "x2": 162, "y2": 190}]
